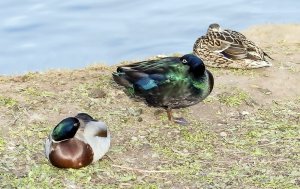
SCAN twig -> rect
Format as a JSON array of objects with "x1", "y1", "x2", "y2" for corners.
[
  {"x1": 258, "y1": 141, "x2": 277, "y2": 146},
  {"x1": 104, "y1": 154, "x2": 114, "y2": 162},
  {"x1": 9, "y1": 116, "x2": 19, "y2": 127},
  {"x1": 112, "y1": 164, "x2": 179, "y2": 174}
]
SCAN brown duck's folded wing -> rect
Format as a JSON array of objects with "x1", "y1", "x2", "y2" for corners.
[
  {"x1": 221, "y1": 44, "x2": 248, "y2": 60},
  {"x1": 225, "y1": 29, "x2": 273, "y2": 60},
  {"x1": 225, "y1": 29, "x2": 247, "y2": 40},
  {"x1": 215, "y1": 30, "x2": 248, "y2": 60}
]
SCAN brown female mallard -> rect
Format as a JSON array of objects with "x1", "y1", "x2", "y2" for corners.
[{"x1": 193, "y1": 23, "x2": 272, "y2": 69}]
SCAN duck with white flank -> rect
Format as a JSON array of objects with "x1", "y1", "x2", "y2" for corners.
[{"x1": 45, "y1": 113, "x2": 110, "y2": 169}]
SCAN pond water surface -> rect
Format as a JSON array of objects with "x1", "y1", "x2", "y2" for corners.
[{"x1": 0, "y1": 0, "x2": 299, "y2": 75}]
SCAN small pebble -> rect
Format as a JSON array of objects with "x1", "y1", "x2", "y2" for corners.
[
  {"x1": 241, "y1": 111, "x2": 250, "y2": 116},
  {"x1": 257, "y1": 87, "x2": 272, "y2": 95},
  {"x1": 183, "y1": 149, "x2": 189, "y2": 153},
  {"x1": 220, "y1": 132, "x2": 227, "y2": 137}
]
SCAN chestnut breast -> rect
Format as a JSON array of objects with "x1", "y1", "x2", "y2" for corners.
[{"x1": 49, "y1": 138, "x2": 94, "y2": 169}]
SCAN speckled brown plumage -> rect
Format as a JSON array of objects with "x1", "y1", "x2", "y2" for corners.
[{"x1": 193, "y1": 23, "x2": 272, "y2": 69}]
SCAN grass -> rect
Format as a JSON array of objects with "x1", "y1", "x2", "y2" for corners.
[
  {"x1": 0, "y1": 31, "x2": 300, "y2": 188},
  {"x1": 218, "y1": 88, "x2": 249, "y2": 107},
  {"x1": 0, "y1": 95, "x2": 18, "y2": 108},
  {"x1": 22, "y1": 87, "x2": 55, "y2": 98},
  {"x1": 0, "y1": 137, "x2": 5, "y2": 152}
]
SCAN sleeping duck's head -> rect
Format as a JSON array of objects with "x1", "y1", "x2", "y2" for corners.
[
  {"x1": 52, "y1": 117, "x2": 80, "y2": 142},
  {"x1": 75, "y1": 113, "x2": 96, "y2": 123},
  {"x1": 180, "y1": 54, "x2": 206, "y2": 75},
  {"x1": 208, "y1": 23, "x2": 222, "y2": 32}
]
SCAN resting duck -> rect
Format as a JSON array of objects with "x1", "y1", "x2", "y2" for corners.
[
  {"x1": 193, "y1": 23, "x2": 272, "y2": 69},
  {"x1": 113, "y1": 54, "x2": 214, "y2": 125},
  {"x1": 45, "y1": 113, "x2": 110, "y2": 169}
]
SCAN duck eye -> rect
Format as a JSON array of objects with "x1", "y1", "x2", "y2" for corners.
[{"x1": 182, "y1": 59, "x2": 188, "y2": 64}]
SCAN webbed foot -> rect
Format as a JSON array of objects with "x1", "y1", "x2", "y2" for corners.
[{"x1": 174, "y1": 117, "x2": 188, "y2": 126}]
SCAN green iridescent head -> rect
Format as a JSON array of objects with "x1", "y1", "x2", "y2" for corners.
[{"x1": 52, "y1": 117, "x2": 80, "y2": 141}]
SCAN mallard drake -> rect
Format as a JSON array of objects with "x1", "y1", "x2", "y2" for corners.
[
  {"x1": 193, "y1": 23, "x2": 273, "y2": 69},
  {"x1": 113, "y1": 54, "x2": 214, "y2": 124},
  {"x1": 45, "y1": 113, "x2": 110, "y2": 169}
]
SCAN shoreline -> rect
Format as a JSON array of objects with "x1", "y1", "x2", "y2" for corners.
[{"x1": 1, "y1": 23, "x2": 299, "y2": 77}]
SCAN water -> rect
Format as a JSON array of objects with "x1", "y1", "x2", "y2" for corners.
[{"x1": 0, "y1": 0, "x2": 299, "y2": 75}]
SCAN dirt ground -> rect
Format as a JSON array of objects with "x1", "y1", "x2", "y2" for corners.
[{"x1": 0, "y1": 24, "x2": 299, "y2": 188}]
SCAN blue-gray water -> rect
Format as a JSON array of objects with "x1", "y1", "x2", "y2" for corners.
[{"x1": 0, "y1": 0, "x2": 299, "y2": 75}]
